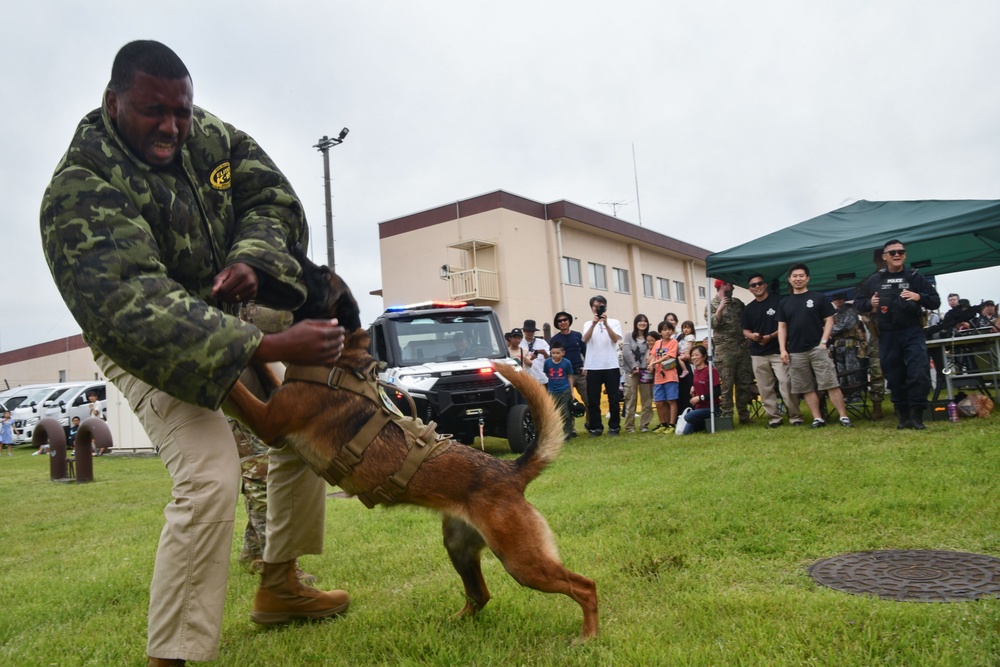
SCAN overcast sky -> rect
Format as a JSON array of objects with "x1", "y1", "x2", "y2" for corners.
[{"x1": 4, "y1": 1, "x2": 1000, "y2": 352}]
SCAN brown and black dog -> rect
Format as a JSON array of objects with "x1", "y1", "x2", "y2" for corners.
[{"x1": 228, "y1": 250, "x2": 598, "y2": 639}]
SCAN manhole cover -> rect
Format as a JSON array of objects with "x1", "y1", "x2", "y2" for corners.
[{"x1": 808, "y1": 550, "x2": 1000, "y2": 601}]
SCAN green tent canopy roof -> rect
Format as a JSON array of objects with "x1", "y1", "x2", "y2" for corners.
[{"x1": 706, "y1": 199, "x2": 1000, "y2": 291}]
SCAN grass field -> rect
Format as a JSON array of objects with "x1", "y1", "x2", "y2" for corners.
[{"x1": 1, "y1": 410, "x2": 999, "y2": 666}]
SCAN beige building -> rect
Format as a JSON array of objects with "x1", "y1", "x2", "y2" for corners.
[
  {"x1": 0, "y1": 336, "x2": 152, "y2": 450},
  {"x1": 378, "y1": 190, "x2": 713, "y2": 332}
]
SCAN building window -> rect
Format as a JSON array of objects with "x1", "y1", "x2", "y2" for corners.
[
  {"x1": 642, "y1": 274, "x2": 654, "y2": 298},
  {"x1": 561, "y1": 257, "x2": 582, "y2": 286},
  {"x1": 698, "y1": 286, "x2": 707, "y2": 299},
  {"x1": 589, "y1": 262, "x2": 607, "y2": 290},
  {"x1": 613, "y1": 268, "x2": 630, "y2": 294},
  {"x1": 674, "y1": 280, "x2": 687, "y2": 303},
  {"x1": 658, "y1": 278, "x2": 670, "y2": 300}
]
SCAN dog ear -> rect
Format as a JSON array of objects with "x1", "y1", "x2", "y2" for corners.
[
  {"x1": 291, "y1": 244, "x2": 362, "y2": 332},
  {"x1": 345, "y1": 329, "x2": 370, "y2": 350}
]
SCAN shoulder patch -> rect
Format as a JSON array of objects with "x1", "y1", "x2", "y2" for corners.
[{"x1": 209, "y1": 161, "x2": 231, "y2": 190}]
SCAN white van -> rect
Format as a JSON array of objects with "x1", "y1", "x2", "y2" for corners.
[
  {"x1": 1, "y1": 384, "x2": 57, "y2": 412},
  {"x1": 41, "y1": 381, "x2": 108, "y2": 431},
  {"x1": 11, "y1": 384, "x2": 85, "y2": 444}
]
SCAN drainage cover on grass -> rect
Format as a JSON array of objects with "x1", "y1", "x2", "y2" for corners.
[{"x1": 808, "y1": 550, "x2": 1000, "y2": 602}]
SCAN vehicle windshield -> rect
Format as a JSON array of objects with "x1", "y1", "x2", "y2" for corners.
[
  {"x1": 392, "y1": 314, "x2": 505, "y2": 366},
  {"x1": 42, "y1": 387, "x2": 73, "y2": 407},
  {"x1": 2, "y1": 396, "x2": 27, "y2": 411},
  {"x1": 18, "y1": 387, "x2": 60, "y2": 408}
]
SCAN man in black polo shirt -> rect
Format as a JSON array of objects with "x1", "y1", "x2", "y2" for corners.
[{"x1": 741, "y1": 273, "x2": 804, "y2": 427}]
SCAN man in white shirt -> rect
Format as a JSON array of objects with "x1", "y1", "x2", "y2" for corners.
[
  {"x1": 581, "y1": 295, "x2": 623, "y2": 436},
  {"x1": 519, "y1": 319, "x2": 550, "y2": 384}
]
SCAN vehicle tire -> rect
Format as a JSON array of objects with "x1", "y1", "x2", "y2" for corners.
[{"x1": 505, "y1": 404, "x2": 535, "y2": 454}]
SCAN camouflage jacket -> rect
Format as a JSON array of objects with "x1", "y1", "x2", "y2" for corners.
[
  {"x1": 707, "y1": 296, "x2": 748, "y2": 348},
  {"x1": 831, "y1": 305, "x2": 868, "y2": 352},
  {"x1": 40, "y1": 103, "x2": 308, "y2": 410}
]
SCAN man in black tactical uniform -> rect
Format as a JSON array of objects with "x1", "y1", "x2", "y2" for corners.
[{"x1": 854, "y1": 240, "x2": 941, "y2": 430}]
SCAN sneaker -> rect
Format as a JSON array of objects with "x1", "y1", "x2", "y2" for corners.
[
  {"x1": 767, "y1": 422, "x2": 782, "y2": 429},
  {"x1": 588, "y1": 430, "x2": 603, "y2": 438},
  {"x1": 839, "y1": 417, "x2": 854, "y2": 428},
  {"x1": 608, "y1": 429, "x2": 620, "y2": 437},
  {"x1": 810, "y1": 419, "x2": 826, "y2": 429},
  {"x1": 640, "y1": 427, "x2": 651, "y2": 433},
  {"x1": 568, "y1": 432, "x2": 578, "y2": 439},
  {"x1": 664, "y1": 424, "x2": 676, "y2": 432},
  {"x1": 790, "y1": 420, "x2": 805, "y2": 427},
  {"x1": 32, "y1": 451, "x2": 40, "y2": 456}
]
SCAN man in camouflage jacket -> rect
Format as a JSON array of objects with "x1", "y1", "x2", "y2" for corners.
[
  {"x1": 707, "y1": 280, "x2": 755, "y2": 423},
  {"x1": 40, "y1": 41, "x2": 348, "y2": 665}
]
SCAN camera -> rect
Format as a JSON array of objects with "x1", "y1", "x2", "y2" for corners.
[
  {"x1": 723, "y1": 288, "x2": 733, "y2": 299},
  {"x1": 596, "y1": 304, "x2": 606, "y2": 317}
]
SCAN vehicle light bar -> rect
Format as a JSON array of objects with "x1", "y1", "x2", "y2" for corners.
[{"x1": 385, "y1": 300, "x2": 469, "y2": 312}]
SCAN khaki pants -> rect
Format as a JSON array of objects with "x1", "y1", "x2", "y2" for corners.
[
  {"x1": 622, "y1": 373, "x2": 653, "y2": 431},
  {"x1": 98, "y1": 355, "x2": 326, "y2": 662},
  {"x1": 750, "y1": 354, "x2": 803, "y2": 424}
]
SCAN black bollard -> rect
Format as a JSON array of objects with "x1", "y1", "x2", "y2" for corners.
[
  {"x1": 33, "y1": 418, "x2": 70, "y2": 481},
  {"x1": 75, "y1": 417, "x2": 112, "y2": 483}
]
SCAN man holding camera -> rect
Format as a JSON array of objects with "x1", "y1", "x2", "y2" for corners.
[
  {"x1": 519, "y1": 319, "x2": 550, "y2": 384},
  {"x1": 709, "y1": 280, "x2": 754, "y2": 424},
  {"x1": 855, "y1": 240, "x2": 941, "y2": 429},
  {"x1": 581, "y1": 295, "x2": 622, "y2": 436}
]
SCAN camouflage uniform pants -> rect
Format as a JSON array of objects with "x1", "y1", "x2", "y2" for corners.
[
  {"x1": 230, "y1": 420, "x2": 269, "y2": 569},
  {"x1": 867, "y1": 334, "x2": 885, "y2": 402},
  {"x1": 715, "y1": 344, "x2": 755, "y2": 419},
  {"x1": 832, "y1": 344, "x2": 865, "y2": 399}
]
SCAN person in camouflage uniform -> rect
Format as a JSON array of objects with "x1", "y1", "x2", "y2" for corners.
[
  {"x1": 860, "y1": 313, "x2": 885, "y2": 419},
  {"x1": 829, "y1": 294, "x2": 868, "y2": 401},
  {"x1": 40, "y1": 41, "x2": 347, "y2": 665},
  {"x1": 230, "y1": 419, "x2": 269, "y2": 571},
  {"x1": 707, "y1": 280, "x2": 755, "y2": 423}
]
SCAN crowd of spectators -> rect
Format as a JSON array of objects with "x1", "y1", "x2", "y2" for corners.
[{"x1": 507, "y1": 238, "x2": 994, "y2": 438}]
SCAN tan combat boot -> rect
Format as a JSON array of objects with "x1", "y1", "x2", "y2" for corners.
[
  {"x1": 871, "y1": 402, "x2": 883, "y2": 420},
  {"x1": 250, "y1": 560, "x2": 349, "y2": 625}
]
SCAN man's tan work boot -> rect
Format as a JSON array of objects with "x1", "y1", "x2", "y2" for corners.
[{"x1": 250, "y1": 560, "x2": 349, "y2": 625}]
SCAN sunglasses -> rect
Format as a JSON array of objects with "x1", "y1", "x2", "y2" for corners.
[
  {"x1": 555, "y1": 318, "x2": 569, "y2": 323},
  {"x1": 885, "y1": 249, "x2": 906, "y2": 256},
  {"x1": 748, "y1": 281, "x2": 766, "y2": 288}
]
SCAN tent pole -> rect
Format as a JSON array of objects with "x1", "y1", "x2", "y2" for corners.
[{"x1": 707, "y1": 274, "x2": 716, "y2": 433}]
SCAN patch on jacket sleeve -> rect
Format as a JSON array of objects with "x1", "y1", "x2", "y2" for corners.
[{"x1": 209, "y1": 161, "x2": 231, "y2": 190}]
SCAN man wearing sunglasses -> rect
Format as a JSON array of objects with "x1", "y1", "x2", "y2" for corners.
[
  {"x1": 741, "y1": 274, "x2": 804, "y2": 427},
  {"x1": 855, "y1": 240, "x2": 941, "y2": 430}
]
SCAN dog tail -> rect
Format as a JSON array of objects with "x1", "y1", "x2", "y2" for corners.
[{"x1": 492, "y1": 363, "x2": 564, "y2": 483}]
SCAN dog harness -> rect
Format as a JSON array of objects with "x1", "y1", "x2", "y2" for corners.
[{"x1": 284, "y1": 362, "x2": 451, "y2": 508}]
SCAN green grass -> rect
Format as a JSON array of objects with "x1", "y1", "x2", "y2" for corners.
[{"x1": 1, "y1": 412, "x2": 999, "y2": 666}]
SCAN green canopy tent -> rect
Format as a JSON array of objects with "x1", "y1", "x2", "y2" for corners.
[{"x1": 706, "y1": 199, "x2": 1000, "y2": 291}]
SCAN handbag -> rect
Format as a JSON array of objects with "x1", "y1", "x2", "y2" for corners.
[
  {"x1": 675, "y1": 407, "x2": 692, "y2": 435},
  {"x1": 659, "y1": 356, "x2": 677, "y2": 371}
]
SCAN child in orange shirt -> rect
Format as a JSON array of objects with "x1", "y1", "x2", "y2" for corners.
[{"x1": 647, "y1": 320, "x2": 679, "y2": 430}]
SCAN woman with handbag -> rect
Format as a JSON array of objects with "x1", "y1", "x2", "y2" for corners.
[{"x1": 647, "y1": 320, "x2": 680, "y2": 431}]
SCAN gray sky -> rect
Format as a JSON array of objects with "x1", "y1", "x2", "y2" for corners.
[{"x1": 4, "y1": 0, "x2": 1000, "y2": 352}]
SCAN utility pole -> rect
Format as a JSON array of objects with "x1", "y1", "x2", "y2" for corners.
[{"x1": 313, "y1": 128, "x2": 349, "y2": 270}]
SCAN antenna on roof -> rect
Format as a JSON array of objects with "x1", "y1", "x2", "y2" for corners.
[
  {"x1": 599, "y1": 200, "x2": 629, "y2": 217},
  {"x1": 632, "y1": 143, "x2": 643, "y2": 226}
]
